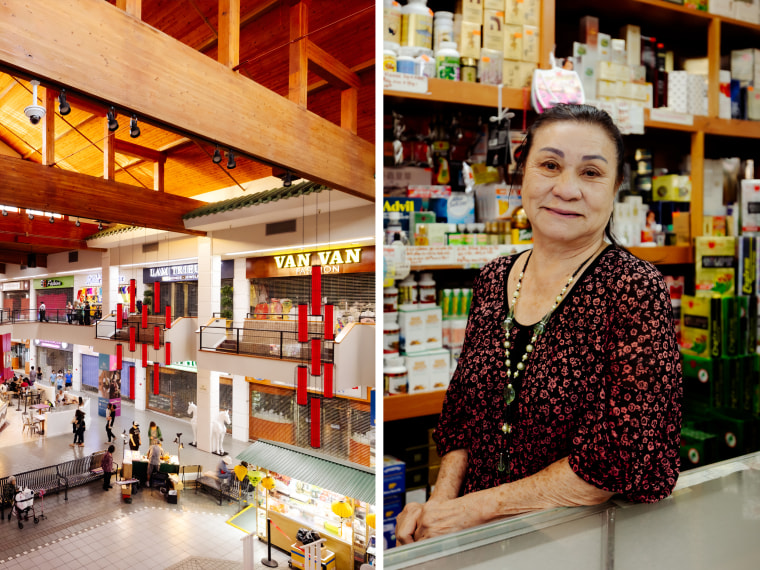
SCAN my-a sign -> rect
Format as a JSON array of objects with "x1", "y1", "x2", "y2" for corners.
[{"x1": 273, "y1": 248, "x2": 362, "y2": 270}]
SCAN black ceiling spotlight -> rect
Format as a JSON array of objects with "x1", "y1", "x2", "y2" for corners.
[
  {"x1": 58, "y1": 89, "x2": 71, "y2": 116},
  {"x1": 49, "y1": 216, "x2": 55, "y2": 224},
  {"x1": 28, "y1": 212, "x2": 34, "y2": 220},
  {"x1": 98, "y1": 222, "x2": 103, "y2": 231},
  {"x1": 283, "y1": 170, "x2": 293, "y2": 187},
  {"x1": 212, "y1": 145, "x2": 222, "y2": 164},
  {"x1": 75, "y1": 217, "x2": 80, "y2": 227},
  {"x1": 129, "y1": 115, "x2": 140, "y2": 138},
  {"x1": 1, "y1": 207, "x2": 6, "y2": 216},
  {"x1": 107, "y1": 107, "x2": 119, "y2": 132},
  {"x1": 226, "y1": 149, "x2": 236, "y2": 169}
]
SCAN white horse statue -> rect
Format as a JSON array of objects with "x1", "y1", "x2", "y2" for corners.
[
  {"x1": 187, "y1": 402, "x2": 198, "y2": 446},
  {"x1": 211, "y1": 409, "x2": 230, "y2": 455}
]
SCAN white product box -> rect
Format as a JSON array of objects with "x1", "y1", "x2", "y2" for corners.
[
  {"x1": 522, "y1": 0, "x2": 539, "y2": 27},
  {"x1": 710, "y1": 0, "x2": 734, "y2": 17},
  {"x1": 459, "y1": 21, "x2": 482, "y2": 59},
  {"x1": 400, "y1": 306, "x2": 443, "y2": 354},
  {"x1": 597, "y1": 79, "x2": 616, "y2": 98},
  {"x1": 503, "y1": 24, "x2": 522, "y2": 61},
  {"x1": 731, "y1": 48, "x2": 760, "y2": 83},
  {"x1": 668, "y1": 71, "x2": 689, "y2": 114},
  {"x1": 462, "y1": 0, "x2": 484, "y2": 24},
  {"x1": 576, "y1": 44, "x2": 598, "y2": 99},
  {"x1": 505, "y1": 0, "x2": 525, "y2": 25},
  {"x1": 703, "y1": 159, "x2": 727, "y2": 217},
  {"x1": 719, "y1": 70, "x2": 732, "y2": 119},
  {"x1": 483, "y1": 10, "x2": 505, "y2": 52},
  {"x1": 503, "y1": 59, "x2": 521, "y2": 88},
  {"x1": 516, "y1": 61, "x2": 536, "y2": 88},
  {"x1": 428, "y1": 349, "x2": 452, "y2": 391},
  {"x1": 522, "y1": 25, "x2": 539, "y2": 63},
  {"x1": 597, "y1": 33, "x2": 611, "y2": 61},
  {"x1": 485, "y1": 0, "x2": 505, "y2": 10},
  {"x1": 611, "y1": 39, "x2": 627, "y2": 65},
  {"x1": 734, "y1": 0, "x2": 760, "y2": 24},
  {"x1": 741, "y1": 179, "x2": 760, "y2": 234},
  {"x1": 620, "y1": 25, "x2": 641, "y2": 67},
  {"x1": 687, "y1": 74, "x2": 708, "y2": 116},
  {"x1": 405, "y1": 353, "x2": 430, "y2": 393},
  {"x1": 748, "y1": 87, "x2": 760, "y2": 120},
  {"x1": 631, "y1": 82, "x2": 650, "y2": 101}
]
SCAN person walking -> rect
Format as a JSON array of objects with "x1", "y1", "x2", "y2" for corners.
[
  {"x1": 148, "y1": 421, "x2": 163, "y2": 446},
  {"x1": 105, "y1": 403, "x2": 115, "y2": 443},
  {"x1": 65, "y1": 369, "x2": 73, "y2": 388},
  {"x1": 38, "y1": 301, "x2": 48, "y2": 322},
  {"x1": 147, "y1": 440, "x2": 163, "y2": 486},
  {"x1": 129, "y1": 421, "x2": 141, "y2": 451},
  {"x1": 66, "y1": 301, "x2": 73, "y2": 324},
  {"x1": 83, "y1": 301, "x2": 91, "y2": 326},
  {"x1": 70, "y1": 409, "x2": 85, "y2": 447},
  {"x1": 102, "y1": 445, "x2": 115, "y2": 490}
]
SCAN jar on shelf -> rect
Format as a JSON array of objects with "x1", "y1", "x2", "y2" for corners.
[
  {"x1": 436, "y1": 41, "x2": 460, "y2": 81},
  {"x1": 418, "y1": 272, "x2": 437, "y2": 304},
  {"x1": 433, "y1": 11, "x2": 453, "y2": 51},
  {"x1": 383, "y1": 316, "x2": 401, "y2": 356},
  {"x1": 383, "y1": 0, "x2": 402, "y2": 44},
  {"x1": 401, "y1": 0, "x2": 433, "y2": 49},
  {"x1": 383, "y1": 41, "x2": 399, "y2": 72},
  {"x1": 384, "y1": 358, "x2": 408, "y2": 395},
  {"x1": 415, "y1": 48, "x2": 436, "y2": 77},
  {"x1": 399, "y1": 275, "x2": 418, "y2": 306},
  {"x1": 384, "y1": 286, "x2": 399, "y2": 313},
  {"x1": 460, "y1": 57, "x2": 478, "y2": 83},
  {"x1": 397, "y1": 46, "x2": 417, "y2": 75}
]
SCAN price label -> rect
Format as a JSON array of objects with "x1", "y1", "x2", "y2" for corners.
[{"x1": 384, "y1": 71, "x2": 428, "y2": 94}]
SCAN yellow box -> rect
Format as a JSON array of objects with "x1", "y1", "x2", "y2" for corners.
[
  {"x1": 459, "y1": 21, "x2": 482, "y2": 59},
  {"x1": 522, "y1": 0, "x2": 540, "y2": 26},
  {"x1": 522, "y1": 25, "x2": 539, "y2": 63},
  {"x1": 517, "y1": 61, "x2": 536, "y2": 88},
  {"x1": 505, "y1": 0, "x2": 526, "y2": 25},
  {"x1": 680, "y1": 295, "x2": 712, "y2": 358},
  {"x1": 483, "y1": 10, "x2": 505, "y2": 52},
  {"x1": 462, "y1": 0, "x2": 484, "y2": 24},
  {"x1": 652, "y1": 174, "x2": 691, "y2": 202},
  {"x1": 485, "y1": 0, "x2": 505, "y2": 9},
  {"x1": 695, "y1": 236, "x2": 737, "y2": 298},
  {"x1": 703, "y1": 216, "x2": 727, "y2": 237},
  {"x1": 503, "y1": 24, "x2": 522, "y2": 61}
]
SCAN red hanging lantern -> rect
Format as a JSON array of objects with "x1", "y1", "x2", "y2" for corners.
[
  {"x1": 324, "y1": 304, "x2": 334, "y2": 340},
  {"x1": 129, "y1": 279, "x2": 136, "y2": 313},
  {"x1": 141, "y1": 304, "x2": 148, "y2": 329},
  {"x1": 154, "y1": 281, "x2": 160, "y2": 313},
  {"x1": 297, "y1": 365, "x2": 308, "y2": 405},
  {"x1": 116, "y1": 303, "x2": 123, "y2": 329},
  {"x1": 324, "y1": 362, "x2": 334, "y2": 398},
  {"x1": 310, "y1": 398, "x2": 321, "y2": 448},
  {"x1": 165, "y1": 305, "x2": 172, "y2": 329},
  {"x1": 311, "y1": 265, "x2": 322, "y2": 316},
  {"x1": 298, "y1": 304, "x2": 308, "y2": 343},
  {"x1": 129, "y1": 366, "x2": 135, "y2": 400},
  {"x1": 141, "y1": 342, "x2": 148, "y2": 368},
  {"x1": 153, "y1": 362, "x2": 160, "y2": 395},
  {"x1": 311, "y1": 339, "x2": 321, "y2": 376},
  {"x1": 129, "y1": 326, "x2": 136, "y2": 352},
  {"x1": 115, "y1": 343, "x2": 123, "y2": 369},
  {"x1": 165, "y1": 341, "x2": 171, "y2": 365},
  {"x1": 153, "y1": 326, "x2": 160, "y2": 350}
]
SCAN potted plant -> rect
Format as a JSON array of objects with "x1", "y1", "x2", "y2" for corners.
[
  {"x1": 143, "y1": 289, "x2": 153, "y2": 315},
  {"x1": 220, "y1": 285, "x2": 234, "y2": 328}
]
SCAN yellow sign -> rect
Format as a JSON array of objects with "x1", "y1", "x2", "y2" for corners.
[{"x1": 273, "y1": 247, "x2": 362, "y2": 269}]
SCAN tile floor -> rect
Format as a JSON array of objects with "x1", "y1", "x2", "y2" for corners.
[{"x1": 0, "y1": 388, "x2": 290, "y2": 569}]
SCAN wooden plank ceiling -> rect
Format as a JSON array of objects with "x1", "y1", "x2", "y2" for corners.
[{"x1": 0, "y1": 0, "x2": 375, "y2": 266}]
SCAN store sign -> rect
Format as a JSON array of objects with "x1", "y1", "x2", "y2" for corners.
[
  {"x1": 86, "y1": 274, "x2": 129, "y2": 286},
  {"x1": 143, "y1": 263, "x2": 199, "y2": 283},
  {"x1": 34, "y1": 276, "x2": 74, "y2": 289},
  {"x1": 35, "y1": 339, "x2": 68, "y2": 350},
  {"x1": 1, "y1": 281, "x2": 28, "y2": 292},
  {"x1": 247, "y1": 246, "x2": 375, "y2": 278}
]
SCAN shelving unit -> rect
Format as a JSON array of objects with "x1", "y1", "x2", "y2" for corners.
[{"x1": 384, "y1": 390, "x2": 447, "y2": 422}]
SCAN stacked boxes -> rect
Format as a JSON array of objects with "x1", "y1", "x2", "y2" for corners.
[{"x1": 383, "y1": 456, "x2": 406, "y2": 549}]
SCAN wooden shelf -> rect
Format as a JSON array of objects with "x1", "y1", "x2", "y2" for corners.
[
  {"x1": 629, "y1": 245, "x2": 693, "y2": 265},
  {"x1": 699, "y1": 117, "x2": 760, "y2": 138},
  {"x1": 384, "y1": 391, "x2": 446, "y2": 422},
  {"x1": 385, "y1": 78, "x2": 529, "y2": 110}
]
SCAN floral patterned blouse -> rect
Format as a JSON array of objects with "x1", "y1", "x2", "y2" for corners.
[{"x1": 434, "y1": 246, "x2": 683, "y2": 503}]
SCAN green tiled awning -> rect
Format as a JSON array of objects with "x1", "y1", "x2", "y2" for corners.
[
  {"x1": 183, "y1": 181, "x2": 331, "y2": 220},
  {"x1": 237, "y1": 439, "x2": 375, "y2": 505}
]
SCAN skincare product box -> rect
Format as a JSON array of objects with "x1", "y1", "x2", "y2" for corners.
[{"x1": 741, "y1": 179, "x2": 760, "y2": 234}]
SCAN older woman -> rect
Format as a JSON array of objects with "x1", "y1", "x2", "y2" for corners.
[{"x1": 396, "y1": 104, "x2": 682, "y2": 544}]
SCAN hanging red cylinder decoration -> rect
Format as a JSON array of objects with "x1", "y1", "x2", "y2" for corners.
[
  {"x1": 115, "y1": 343, "x2": 123, "y2": 369},
  {"x1": 311, "y1": 265, "x2": 322, "y2": 316},
  {"x1": 129, "y1": 366, "x2": 135, "y2": 400},
  {"x1": 310, "y1": 398, "x2": 321, "y2": 448},
  {"x1": 141, "y1": 304, "x2": 148, "y2": 329},
  {"x1": 129, "y1": 279, "x2": 136, "y2": 313},
  {"x1": 153, "y1": 325, "x2": 160, "y2": 350},
  {"x1": 298, "y1": 304, "x2": 308, "y2": 343},
  {"x1": 116, "y1": 303, "x2": 123, "y2": 329},
  {"x1": 129, "y1": 326, "x2": 136, "y2": 352},
  {"x1": 165, "y1": 341, "x2": 171, "y2": 365},
  {"x1": 311, "y1": 339, "x2": 321, "y2": 376},
  {"x1": 324, "y1": 305, "x2": 334, "y2": 340},
  {"x1": 165, "y1": 306, "x2": 172, "y2": 329},
  {"x1": 141, "y1": 342, "x2": 148, "y2": 368},
  {"x1": 297, "y1": 366, "x2": 308, "y2": 405},
  {"x1": 153, "y1": 362, "x2": 160, "y2": 395},
  {"x1": 324, "y1": 362, "x2": 334, "y2": 398},
  {"x1": 154, "y1": 281, "x2": 160, "y2": 313}
]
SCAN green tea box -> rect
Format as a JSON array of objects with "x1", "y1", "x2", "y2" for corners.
[
  {"x1": 680, "y1": 427, "x2": 719, "y2": 469},
  {"x1": 695, "y1": 236, "x2": 736, "y2": 297},
  {"x1": 722, "y1": 296, "x2": 740, "y2": 357},
  {"x1": 681, "y1": 295, "x2": 713, "y2": 358},
  {"x1": 681, "y1": 354, "x2": 720, "y2": 408}
]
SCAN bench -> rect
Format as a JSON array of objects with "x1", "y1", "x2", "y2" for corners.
[
  {"x1": 56, "y1": 451, "x2": 110, "y2": 492},
  {"x1": 0, "y1": 466, "x2": 67, "y2": 518},
  {"x1": 196, "y1": 472, "x2": 242, "y2": 506}
]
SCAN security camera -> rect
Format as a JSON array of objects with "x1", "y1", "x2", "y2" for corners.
[{"x1": 25, "y1": 80, "x2": 46, "y2": 125}]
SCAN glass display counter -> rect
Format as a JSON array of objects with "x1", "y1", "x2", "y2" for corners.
[{"x1": 385, "y1": 452, "x2": 760, "y2": 570}]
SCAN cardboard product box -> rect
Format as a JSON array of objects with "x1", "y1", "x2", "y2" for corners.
[
  {"x1": 680, "y1": 427, "x2": 720, "y2": 469},
  {"x1": 579, "y1": 15, "x2": 599, "y2": 47},
  {"x1": 409, "y1": 211, "x2": 437, "y2": 246},
  {"x1": 667, "y1": 71, "x2": 689, "y2": 114},
  {"x1": 516, "y1": 61, "x2": 536, "y2": 88},
  {"x1": 384, "y1": 493, "x2": 404, "y2": 521},
  {"x1": 742, "y1": 353, "x2": 759, "y2": 412},
  {"x1": 711, "y1": 297, "x2": 724, "y2": 359},
  {"x1": 521, "y1": 25, "x2": 539, "y2": 63},
  {"x1": 403, "y1": 445, "x2": 429, "y2": 470},
  {"x1": 503, "y1": 24, "x2": 522, "y2": 61},
  {"x1": 383, "y1": 456, "x2": 406, "y2": 496},
  {"x1": 703, "y1": 216, "x2": 727, "y2": 237},
  {"x1": 459, "y1": 21, "x2": 482, "y2": 59},
  {"x1": 620, "y1": 25, "x2": 641, "y2": 67},
  {"x1": 478, "y1": 48, "x2": 504, "y2": 85},
  {"x1": 429, "y1": 193, "x2": 476, "y2": 225},
  {"x1": 597, "y1": 32, "x2": 611, "y2": 62},
  {"x1": 652, "y1": 174, "x2": 691, "y2": 202},
  {"x1": 682, "y1": 354, "x2": 720, "y2": 407},
  {"x1": 399, "y1": 306, "x2": 427, "y2": 354},
  {"x1": 462, "y1": 0, "x2": 484, "y2": 24},
  {"x1": 405, "y1": 353, "x2": 430, "y2": 393},
  {"x1": 424, "y1": 306, "x2": 443, "y2": 352},
  {"x1": 474, "y1": 185, "x2": 521, "y2": 221},
  {"x1": 748, "y1": 294, "x2": 758, "y2": 354},
  {"x1": 742, "y1": 179, "x2": 760, "y2": 234},
  {"x1": 681, "y1": 295, "x2": 713, "y2": 358},
  {"x1": 719, "y1": 70, "x2": 732, "y2": 119},
  {"x1": 722, "y1": 297, "x2": 741, "y2": 357},
  {"x1": 694, "y1": 236, "x2": 737, "y2": 297},
  {"x1": 688, "y1": 73, "x2": 708, "y2": 116},
  {"x1": 575, "y1": 42, "x2": 598, "y2": 100},
  {"x1": 384, "y1": 166, "x2": 433, "y2": 192},
  {"x1": 482, "y1": 10, "x2": 505, "y2": 52},
  {"x1": 709, "y1": 408, "x2": 759, "y2": 458},
  {"x1": 672, "y1": 211, "x2": 691, "y2": 245},
  {"x1": 485, "y1": 0, "x2": 505, "y2": 10},
  {"x1": 405, "y1": 467, "x2": 428, "y2": 489},
  {"x1": 426, "y1": 222, "x2": 456, "y2": 246},
  {"x1": 734, "y1": 0, "x2": 760, "y2": 24},
  {"x1": 731, "y1": 79, "x2": 747, "y2": 120},
  {"x1": 504, "y1": 0, "x2": 525, "y2": 25},
  {"x1": 428, "y1": 348, "x2": 451, "y2": 391},
  {"x1": 724, "y1": 355, "x2": 743, "y2": 409},
  {"x1": 522, "y1": 0, "x2": 539, "y2": 26},
  {"x1": 747, "y1": 86, "x2": 760, "y2": 121},
  {"x1": 405, "y1": 486, "x2": 427, "y2": 505},
  {"x1": 383, "y1": 520, "x2": 397, "y2": 550},
  {"x1": 709, "y1": 0, "x2": 734, "y2": 17},
  {"x1": 737, "y1": 295, "x2": 751, "y2": 355},
  {"x1": 737, "y1": 236, "x2": 757, "y2": 296}
]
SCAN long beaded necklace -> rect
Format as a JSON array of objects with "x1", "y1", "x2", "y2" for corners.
[{"x1": 497, "y1": 248, "x2": 600, "y2": 475}]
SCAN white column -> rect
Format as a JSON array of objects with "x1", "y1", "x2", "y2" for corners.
[
  {"x1": 197, "y1": 236, "x2": 221, "y2": 325},
  {"x1": 101, "y1": 250, "x2": 121, "y2": 316},
  {"x1": 72, "y1": 344, "x2": 84, "y2": 391},
  {"x1": 29, "y1": 284, "x2": 36, "y2": 321},
  {"x1": 196, "y1": 368, "x2": 221, "y2": 452},
  {"x1": 134, "y1": 364, "x2": 147, "y2": 411},
  {"x1": 231, "y1": 374, "x2": 249, "y2": 442},
  {"x1": 28, "y1": 339, "x2": 37, "y2": 377},
  {"x1": 233, "y1": 257, "x2": 250, "y2": 323}
]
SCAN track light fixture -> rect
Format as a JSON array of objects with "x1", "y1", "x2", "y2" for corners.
[
  {"x1": 75, "y1": 217, "x2": 80, "y2": 227},
  {"x1": 49, "y1": 216, "x2": 55, "y2": 224},
  {"x1": 107, "y1": 107, "x2": 119, "y2": 132},
  {"x1": 98, "y1": 222, "x2": 103, "y2": 231},
  {"x1": 212, "y1": 145, "x2": 222, "y2": 164},
  {"x1": 58, "y1": 89, "x2": 71, "y2": 116},
  {"x1": 28, "y1": 213, "x2": 34, "y2": 220},
  {"x1": 226, "y1": 149, "x2": 236, "y2": 169},
  {"x1": 283, "y1": 170, "x2": 293, "y2": 187},
  {"x1": 129, "y1": 115, "x2": 140, "y2": 138},
  {"x1": 1, "y1": 207, "x2": 6, "y2": 216}
]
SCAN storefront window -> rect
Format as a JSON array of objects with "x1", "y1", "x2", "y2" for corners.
[
  {"x1": 220, "y1": 376, "x2": 232, "y2": 433},
  {"x1": 147, "y1": 366, "x2": 197, "y2": 418}
]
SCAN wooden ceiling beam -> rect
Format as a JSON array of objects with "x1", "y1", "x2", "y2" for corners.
[
  {"x1": 197, "y1": 1, "x2": 279, "y2": 54},
  {"x1": 306, "y1": 40, "x2": 362, "y2": 91},
  {"x1": 307, "y1": 59, "x2": 374, "y2": 94},
  {"x1": 0, "y1": 252, "x2": 30, "y2": 266},
  {"x1": 0, "y1": 215, "x2": 97, "y2": 239},
  {"x1": 13, "y1": 235, "x2": 88, "y2": 249},
  {"x1": 116, "y1": 0, "x2": 141, "y2": 19},
  {"x1": 0, "y1": 155, "x2": 207, "y2": 236},
  {"x1": 114, "y1": 139, "x2": 167, "y2": 163},
  {"x1": 0, "y1": 0, "x2": 373, "y2": 201},
  {"x1": 289, "y1": 0, "x2": 309, "y2": 107},
  {"x1": 218, "y1": 0, "x2": 240, "y2": 69},
  {"x1": 42, "y1": 87, "x2": 56, "y2": 166}
]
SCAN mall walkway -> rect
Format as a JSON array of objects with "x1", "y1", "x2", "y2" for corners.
[{"x1": 0, "y1": 392, "x2": 289, "y2": 569}]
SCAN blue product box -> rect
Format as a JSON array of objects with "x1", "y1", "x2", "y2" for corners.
[
  {"x1": 383, "y1": 455, "x2": 406, "y2": 496},
  {"x1": 383, "y1": 519, "x2": 397, "y2": 550},
  {"x1": 429, "y1": 193, "x2": 476, "y2": 225},
  {"x1": 384, "y1": 493, "x2": 404, "y2": 521}
]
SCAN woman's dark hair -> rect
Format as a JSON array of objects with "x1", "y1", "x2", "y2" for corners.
[
  {"x1": 108, "y1": 445, "x2": 115, "y2": 453},
  {"x1": 514, "y1": 104, "x2": 625, "y2": 246},
  {"x1": 149, "y1": 421, "x2": 156, "y2": 428}
]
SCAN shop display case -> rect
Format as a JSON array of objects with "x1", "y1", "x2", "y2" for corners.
[
  {"x1": 385, "y1": 452, "x2": 760, "y2": 569},
  {"x1": 250, "y1": 384, "x2": 295, "y2": 445}
]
